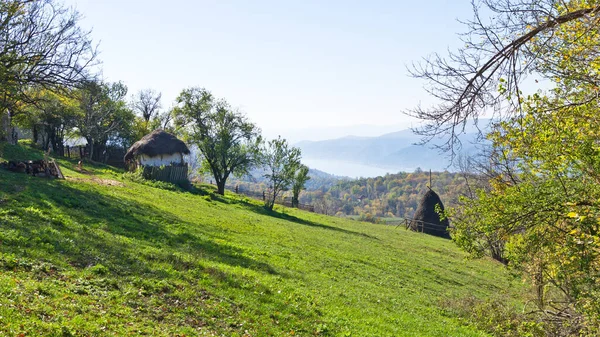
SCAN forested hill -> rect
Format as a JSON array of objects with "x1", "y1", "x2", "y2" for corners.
[
  {"x1": 228, "y1": 169, "x2": 470, "y2": 221},
  {"x1": 299, "y1": 170, "x2": 469, "y2": 219}
]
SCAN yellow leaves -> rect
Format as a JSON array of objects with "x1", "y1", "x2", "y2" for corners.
[
  {"x1": 570, "y1": 255, "x2": 578, "y2": 261},
  {"x1": 567, "y1": 211, "x2": 578, "y2": 218}
]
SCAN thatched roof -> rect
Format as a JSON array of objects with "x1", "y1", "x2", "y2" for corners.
[
  {"x1": 124, "y1": 129, "x2": 190, "y2": 162},
  {"x1": 409, "y1": 189, "x2": 450, "y2": 239}
]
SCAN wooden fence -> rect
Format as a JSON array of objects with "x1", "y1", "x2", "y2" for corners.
[
  {"x1": 65, "y1": 145, "x2": 86, "y2": 159},
  {"x1": 142, "y1": 165, "x2": 188, "y2": 183},
  {"x1": 384, "y1": 217, "x2": 450, "y2": 237},
  {"x1": 278, "y1": 199, "x2": 315, "y2": 212}
]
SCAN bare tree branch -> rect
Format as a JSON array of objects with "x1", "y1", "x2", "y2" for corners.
[{"x1": 407, "y1": 0, "x2": 600, "y2": 155}]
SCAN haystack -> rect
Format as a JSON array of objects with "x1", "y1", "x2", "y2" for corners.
[
  {"x1": 409, "y1": 189, "x2": 450, "y2": 239},
  {"x1": 124, "y1": 129, "x2": 190, "y2": 167}
]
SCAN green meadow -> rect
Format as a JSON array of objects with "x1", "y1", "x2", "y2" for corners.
[{"x1": 0, "y1": 142, "x2": 523, "y2": 336}]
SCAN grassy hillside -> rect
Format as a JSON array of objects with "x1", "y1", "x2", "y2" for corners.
[{"x1": 0, "y1": 142, "x2": 523, "y2": 336}]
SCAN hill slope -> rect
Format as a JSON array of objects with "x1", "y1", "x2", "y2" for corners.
[{"x1": 0, "y1": 142, "x2": 521, "y2": 336}]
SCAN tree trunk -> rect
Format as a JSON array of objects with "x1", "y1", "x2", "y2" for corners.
[
  {"x1": 88, "y1": 140, "x2": 94, "y2": 160},
  {"x1": 214, "y1": 171, "x2": 230, "y2": 195},
  {"x1": 49, "y1": 127, "x2": 62, "y2": 156},
  {"x1": 57, "y1": 127, "x2": 65, "y2": 157},
  {"x1": 56, "y1": 139, "x2": 64, "y2": 157},
  {"x1": 44, "y1": 126, "x2": 52, "y2": 152},
  {"x1": 33, "y1": 125, "x2": 38, "y2": 144},
  {"x1": 1, "y1": 110, "x2": 17, "y2": 145},
  {"x1": 267, "y1": 190, "x2": 277, "y2": 211},
  {"x1": 216, "y1": 180, "x2": 226, "y2": 195},
  {"x1": 0, "y1": 112, "x2": 8, "y2": 142}
]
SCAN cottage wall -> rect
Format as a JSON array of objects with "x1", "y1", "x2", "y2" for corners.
[{"x1": 139, "y1": 153, "x2": 184, "y2": 167}]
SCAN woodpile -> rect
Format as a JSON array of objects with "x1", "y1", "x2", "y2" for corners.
[{"x1": 0, "y1": 160, "x2": 64, "y2": 179}]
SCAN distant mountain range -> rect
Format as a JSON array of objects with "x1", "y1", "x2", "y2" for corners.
[
  {"x1": 296, "y1": 122, "x2": 489, "y2": 175},
  {"x1": 263, "y1": 122, "x2": 415, "y2": 143}
]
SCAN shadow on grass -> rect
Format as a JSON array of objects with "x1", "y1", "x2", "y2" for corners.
[
  {"x1": 0, "y1": 171, "x2": 280, "y2": 278},
  {"x1": 57, "y1": 156, "x2": 124, "y2": 176},
  {"x1": 237, "y1": 199, "x2": 379, "y2": 240}
]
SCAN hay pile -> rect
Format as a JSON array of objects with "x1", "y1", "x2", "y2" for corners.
[{"x1": 409, "y1": 189, "x2": 450, "y2": 239}]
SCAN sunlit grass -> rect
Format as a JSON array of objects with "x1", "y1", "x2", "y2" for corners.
[{"x1": 0, "y1": 142, "x2": 522, "y2": 336}]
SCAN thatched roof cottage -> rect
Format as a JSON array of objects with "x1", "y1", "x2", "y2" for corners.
[
  {"x1": 124, "y1": 129, "x2": 190, "y2": 167},
  {"x1": 124, "y1": 130, "x2": 190, "y2": 183},
  {"x1": 409, "y1": 189, "x2": 450, "y2": 239}
]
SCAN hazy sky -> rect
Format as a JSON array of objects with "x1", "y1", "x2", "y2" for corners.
[{"x1": 63, "y1": 0, "x2": 473, "y2": 137}]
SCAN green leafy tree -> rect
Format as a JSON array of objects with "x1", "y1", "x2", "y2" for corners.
[
  {"x1": 0, "y1": 0, "x2": 96, "y2": 143},
  {"x1": 291, "y1": 165, "x2": 310, "y2": 207},
  {"x1": 409, "y1": 0, "x2": 600, "y2": 334},
  {"x1": 261, "y1": 137, "x2": 301, "y2": 211},
  {"x1": 15, "y1": 89, "x2": 79, "y2": 155},
  {"x1": 173, "y1": 87, "x2": 261, "y2": 195},
  {"x1": 76, "y1": 81, "x2": 133, "y2": 161},
  {"x1": 451, "y1": 108, "x2": 600, "y2": 335}
]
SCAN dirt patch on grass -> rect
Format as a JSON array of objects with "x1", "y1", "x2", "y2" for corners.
[
  {"x1": 68, "y1": 177, "x2": 125, "y2": 187},
  {"x1": 75, "y1": 168, "x2": 93, "y2": 175}
]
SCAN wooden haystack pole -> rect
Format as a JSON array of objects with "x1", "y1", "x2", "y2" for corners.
[{"x1": 409, "y1": 186, "x2": 450, "y2": 239}]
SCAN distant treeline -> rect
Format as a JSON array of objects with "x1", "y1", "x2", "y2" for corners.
[
  {"x1": 299, "y1": 169, "x2": 468, "y2": 219},
  {"x1": 226, "y1": 169, "x2": 469, "y2": 220}
]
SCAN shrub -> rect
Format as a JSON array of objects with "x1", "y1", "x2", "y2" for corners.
[
  {"x1": 122, "y1": 169, "x2": 181, "y2": 191},
  {"x1": 441, "y1": 296, "x2": 544, "y2": 337},
  {"x1": 88, "y1": 264, "x2": 109, "y2": 275}
]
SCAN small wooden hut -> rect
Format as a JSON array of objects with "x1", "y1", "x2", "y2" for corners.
[
  {"x1": 124, "y1": 129, "x2": 190, "y2": 183},
  {"x1": 409, "y1": 188, "x2": 450, "y2": 239}
]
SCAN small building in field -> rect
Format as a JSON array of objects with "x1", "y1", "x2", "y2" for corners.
[{"x1": 124, "y1": 129, "x2": 190, "y2": 183}]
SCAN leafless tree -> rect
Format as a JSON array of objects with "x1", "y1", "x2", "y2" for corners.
[
  {"x1": 159, "y1": 109, "x2": 173, "y2": 130},
  {"x1": 132, "y1": 89, "x2": 162, "y2": 123},
  {"x1": 0, "y1": 0, "x2": 97, "y2": 143},
  {"x1": 407, "y1": 0, "x2": 600, "y2": 154}
]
